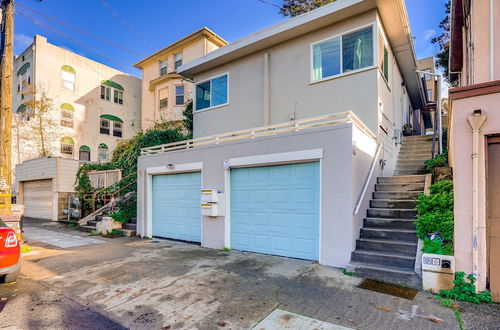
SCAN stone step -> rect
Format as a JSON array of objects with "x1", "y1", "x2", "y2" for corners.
[
  {"x1": 363, "y1": 217, "x2": 415, "y2": 230},
  {"x1": 367, "y1": 208, "x2": 417, "y2": 219},
  {"x1": 370, "y1": 199, "x2": 416, "y2": 209},
  {"x1": 78, "y1": 225, "x2": 96, "y2": 233},
  {"x1": 397, "y1": 156, "x2": 432, "y2": 163},
  {"x1": 88, "y1": 220, "x2": 99, "y2": 226},
  {"x1": 375, "y1": 183, "x2": 425, "y2": 192},
  {"x1": 121, "y1": 229, "x2": 136, "y2": 237},
  {"x1": 130, "y1": 217, "x2": 137, "y2": 224},
  {"x1": 373, "y1": 191, "x2": 422, "y2": 200},
  {"x1": 351, "y1": 249, "x2": 415, "y2": 268},
  {"x1": 356, "y1": 238, "x2": 417, "y2": 254},
  {"x1": 123, "y1": 222, "x2": 137, "y2": 230},
  {"x1": 398, "y1": 151, "x2": 432, "y2": 156},
  {"x1": 403, "y1": 135, "x2": 434, "y2": 140},
  {"x1": 377, "y1": 175, "x2": 426, "y2": 184},
  {"x1": 396, "y1": 159, "x2": 428, "y2": 166},
  {"x1": 396, "y1": 164, "x2": 426, "y2": 171},
  {"x1": 394, "y1": 169, "x2": 427, "y2": 175},
  {"x1": 400, "y1": 144, "x2": 432, "y2": 150},
  {"x1": 360, "y1": 227, "x2": 417, "y2": 241},
  {"x1": 346, "y1": 262, "x2": 422, "y2": 289}
]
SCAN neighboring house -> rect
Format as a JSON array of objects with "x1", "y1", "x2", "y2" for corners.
[
  {"x1": 448, "y1": 0, "x2": 500, "y2": 301},
  {"x1": 12, "y1": 35, "x2": 141, "y2": 167},
  {"x1": 134, "y1": 28, "x2": 227, "y2": 130},
  {"x1": 136, "y1": 0, "x2": 427, "y2": 270},
  {"x1": 11, "y1": 35, "x2": 141, "y2": 215},
  {"x1": 415, "y1": 56, "x2": 438, "y2": 134}
]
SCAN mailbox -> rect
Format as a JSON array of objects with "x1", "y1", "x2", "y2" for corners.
[
  {"x1": 201, "y1": 203, "x2": 218, "y2": 217},
  {"x1": 422, "y1": 253, "x2": 455, "y2": 292},
  {"x1": 201, "y1": 189, "x2": 218, "y2": 203}
]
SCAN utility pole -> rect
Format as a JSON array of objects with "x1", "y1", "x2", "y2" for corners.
[{"x1": 0, "y1": 0, "x2": 14, "y2": 215}]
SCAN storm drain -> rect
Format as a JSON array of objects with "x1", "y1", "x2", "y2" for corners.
[{"x1": 358, "y1": 279, "x2": 418, "y2": 300}]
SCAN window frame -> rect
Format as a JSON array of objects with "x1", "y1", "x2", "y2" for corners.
[
  {"x1": 377, "y1": 25, "x2": 391, "y2": 87},
  {"x1": 160, "y1": 60, "x2": 168, "y2": 76},
  {"x1": 61, "y1": 70, "x2": 75, "y2": 91},
  {"x1": 174, "y1": 52, "x2": 183, "y2": 70},
  {"x1": 60, "y1": 143, "x2": 74, "y2": 156},
  {"x1": 61, "y1": 109, "x2": 74, "y2": 128},
  {"x1": 310, "y1": 23, "x2": 376, "y2": 84},
  {"x1": 194, "y1": 73, "x2": 230, "y2": 112},
  {"x1": 100, "y1": 84, "x2": 123, "y2": 105},
  {"x1": 113, "y1": 122, "x2": 123, "y2": 137},
  {"x1": 98, "y1": 144, "x2": 108, "y2": 162},
  {"x1": 175, "y1": 85, "x2": 185, "y2": 106},
  {"x1": 100, "y1": 119, "x2": 111, "y2": 135},
  {"x1": 159, "y1": 87, "x2": 168, "y2": 109}
]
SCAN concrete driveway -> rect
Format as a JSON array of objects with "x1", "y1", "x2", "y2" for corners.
[{"x1": 4, "y1": 219, "x2": 467, "y2": 329}]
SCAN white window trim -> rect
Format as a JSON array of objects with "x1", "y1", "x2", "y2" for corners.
[
  {"x1": 310, "y1": 22, "x2": 376, "y2": 84},
  {"x1": 175, "y1": 85, "x2": 185, "y2": 106},
  {"x1": 227, "y1": 149, "x2": 323, "y2": 168},
  {"x1": 194, "y1": 72, "x2": 230, "y2": 112},
  {"x1": 376, "y1": 15, "x2": 392, "y2": 90},
  {"x1": 101, "y1": 85, "x2": 124, "y2": 105}
]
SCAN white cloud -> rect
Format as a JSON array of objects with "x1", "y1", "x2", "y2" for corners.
[
  {"x1": 14, "y1": 33, "x2": 33, "y2": 51},
  {"x1": 423, "y1": 29, "x2": 436, "y2": 41}
]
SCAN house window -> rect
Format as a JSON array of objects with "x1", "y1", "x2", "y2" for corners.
[
  {"x1": 61, "y1": 65, "x2": 76, "y2": 90},
  {"x1": 159, "y1": 87, "x2": 168, "y2": 109},
  {"x1": 113, "y1": 89, "x2": 123, "y2": 104},
  {"x1": 195, "y1": 74, "x2": 228, "y2": 111},
  {"x1": 174, "y1": 52, "x2": 183, "y2": 70},
  {"x1": 113, "y1": 122, "x2": 122, "y2": 137},
  {"x1": 98, "y1": 143, "x2": 108, "y2": 162},
  {"x1": 160, "y1": 60, "x2": 168, "y2": 76},
  {"x1": 101, "y1": 85, "x2": 111, "y2": 101},
  {"x1": 175, "y1": 85, "x2": 185, "y2": 105},
  {"x1": 79, "y1": 145, "x2": 91, "y2": 161},
  {"x1": 100, "y1": 119, "x2": 110, "y2": 135},
  {"x1": 312, "y1": 26, "x2": 373, "y2": 81},
  {"x1": 378, "y1": 31, "x2": 390, "y2": 82},
  {"x1": 101, "y1": 80, "x2": 124, "y2": 104},
  {"x1": 60, "y1": 137, "x2": 74, "y2": 157},
  {"x1": 17, "y1": 62, "x2": 31, "y2": 93},
  {"x1": 61, "y1": 110, "x2": 74, "y2": 128}
]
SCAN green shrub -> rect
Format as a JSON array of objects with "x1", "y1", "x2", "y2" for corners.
[
  {"x1": 424, "y1": 151, "x2": 449, "y2": 173},
  {"x1": 108, "y1": 229, "x2": 125, "y2": 237},
  {"x1": 422, "y1": 237, "x2": 454, "y2": 255},
  {"x1": 415, "y1": 212, "x2": 454, "y2": 240},
  {"x1": 438, "y1": 272, "x2": 492, "y2": 304},
  {"x1": 429, "y1": 180, "x2": 453, "y2": 194},
  {"x1": 109, "y1": 194, "x2": 137, "y2": 224}
]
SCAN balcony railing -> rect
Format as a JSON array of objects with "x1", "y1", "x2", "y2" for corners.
[{"x1": 141, "y1": 111, "x2": 375, "y2": 156}]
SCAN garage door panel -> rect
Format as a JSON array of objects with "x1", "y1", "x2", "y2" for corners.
[
  {"x1": 23, "y1": 180, "x2": 53, "y2": 219},
  {"x1": 152, "y1": 172, "x2": 201, "y2": 243},
  {"x1": 231, "y1": 162, "x2": 320, "y2": 260}
]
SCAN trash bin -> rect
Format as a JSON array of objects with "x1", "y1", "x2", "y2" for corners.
[{"x1": 422, "y1": 253, "x2": 455, "y2": 292}]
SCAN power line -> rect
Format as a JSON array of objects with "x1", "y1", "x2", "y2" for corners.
[
  {"x1": 256, "y1": 0, "x2": 281, "y2": 8},
  {"x1": 97, "y1": 0, "x2": 153, "y2": 49},
  {"x1": 15, "y1": 2, "x2": 145, "y2": 57}
]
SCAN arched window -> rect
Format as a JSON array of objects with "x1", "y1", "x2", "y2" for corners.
[
  {"x1": 99, "y1": 115, "x2": 123, "y2": 138},
  {"x1": 60, "y1": 103, "x2": 74, "y2": 128},
  {"x1": 61, "y1": 65, "x2": 75, "y2": 90},
  {"x1": 98, "y1": 143, "x2": 108, "y2": 162},
  {"x1": 79, "y1": 145, "x2": 90, "y2": 161},
  {"x1": 17, "y1": 62, "x2": 31, "y2": 94},
  {"x1": 60, "y1": 137, "x2": 74, "y2": 157},
  {"x1": 100, "y1": 80, "x2": 124, "y2": 104}
]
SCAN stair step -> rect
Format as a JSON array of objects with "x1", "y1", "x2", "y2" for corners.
[
  {"x1": 351, "y1": 249, "x2": 415, "y2": 268},
  {"x1": 356, "y1": 238, "x2": 417, "y2": 254},
  {"x1": 370, "y1": 199, "x2": 416, "y2": 209},
  {"x1": 123, "y1": 223, "x2": 137, "y2": 230},
  {"x1": 363, "y1": 217, "x2": 415, "y2": 230},
  {"x1": 394, "y1": 169, "x2": 427, "y2": 175},
  {"x1": 367, "y1": 208, "x2": 417, "y2": 219},
  {"x1": 78, "y1": 225, "x2": 96, "y2": 233},
  {"x1": 373, "y1": 191, "x2": 421, "y2": 200},
  {"x1": 130, "y1": 217, "x2": 137, "y2": 224},
  {"x1": 375, "y1": 183, "x2": 424, "y2": 192},
  {"x1": 377, "y1": 175, "x2": 426, "y2": 184},
  {"x1": 121, "y1": 229, "x2": 136, "y2": 237},
  {"x1": 396, "y1": 159, "x2": 428, "y2": 165},
  {"x1": 87, "y1": 220, "x2": 99, "y2": 226},
  {"x1": 346, "y1": 262, "x2": 421, "y2": 288},
  {"x1": 360, "y1": 227, "x2": 417, "y2": 241}
]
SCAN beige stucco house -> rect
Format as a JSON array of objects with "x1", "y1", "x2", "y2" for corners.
[
  {"x1": 134, "y1": 28, "x2": 227, "y2": 130},
  {"x1": 12, "y1": 35, "x2": 141, "y2": 218},
  {"x1": 136, "y1": 0, "x2": 427, "y2": 270},
  {"x1": 449, "y1": 0, "x2": 500, "y2": 301}
]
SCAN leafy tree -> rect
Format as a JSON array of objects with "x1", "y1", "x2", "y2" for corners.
[
  {"x1": 279, "y1": 0, "x2": 336, "y2": 17},
  {"x1": 431, "y1": 1, "x2": 458, "y2": 86},
  {"x1": 182, "y1": 99, "x2": 193, "y2": 138}
]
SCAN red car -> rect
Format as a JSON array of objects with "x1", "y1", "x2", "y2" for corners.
[{"x1": 0, "y1": 218, "x2": 20, "y2": 283}]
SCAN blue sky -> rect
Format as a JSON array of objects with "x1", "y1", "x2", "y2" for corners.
[{"x1": 13, "y1": 0, "x2": 448, "y2": 78}]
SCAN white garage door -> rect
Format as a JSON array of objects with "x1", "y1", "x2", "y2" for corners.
[{"x1": 23, "y1": 180, "x2": 53, "y2": 219}]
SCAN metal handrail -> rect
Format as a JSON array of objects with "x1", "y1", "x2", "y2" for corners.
[
  {"x1": 353, "y1": 142, "x2": 383, "y2": 215},
  {"x1": 141, "y1": 111, "x2": 376, "y2": 156}
]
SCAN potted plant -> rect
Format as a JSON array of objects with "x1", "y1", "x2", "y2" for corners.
[{"x1": 402, "y1": 123, "x2": 413, "y2": 136}]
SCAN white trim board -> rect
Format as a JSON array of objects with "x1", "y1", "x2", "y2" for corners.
[
  {"x1": 146, "y1": 162, "x2": 203, "y2": 175},
  {"x1": 228, "y1": 149, "x2": 323, "y2": 168}
]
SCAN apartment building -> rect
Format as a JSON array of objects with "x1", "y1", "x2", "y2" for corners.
[{"x1": 134, "y1": 28, "x2": 227, "y2": 130}]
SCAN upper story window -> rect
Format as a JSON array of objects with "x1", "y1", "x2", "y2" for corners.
[
  {"x1": 160, "y1": 60, "x2": 168, "y2": 76},
  {"x1": 61, "y1": 65, "x2": 76, "y2": 91},
  {"x1": 159, "y1": 87, "x2": 168, "y2": 109},
  {"x1": 60, "y1": 137, "x2": 74, "y2": 157},
  {"x1": 195, "y1": 74, "x2": 228, "y2": 111},
  {"x1": 17, "y1": 62, "x2": 31, "y2": 93},
  {"x1": 60, "y1": 103, "x2": 75, "y2": 128},
  {"x1": 378, "y1": 31, "x2": 389, "y2": 82},
  {"x1": 312, "y1": 26, "x2": 373, "y2": 81},
  {"x1": 100, "y1": 114, "x2": 123, "y2": 138},
  {"x1": 174, "y1": 52, "x2": 183, "y2": 70},
  {"x1": 79, "y1": 145, "x2": 91, "y2": 161},
  {"x1": 175, "y1": 85, "x2": 185, "y2": 106},
  {"x1": 98, "y1": 143, "x2": 108, "y2": 162},
  {"x1": 101, "y1": 80, "x2": 124, "y2": 105},
  {"x1": 16, "y1": 104, "x2": 30, "y2": 121}
]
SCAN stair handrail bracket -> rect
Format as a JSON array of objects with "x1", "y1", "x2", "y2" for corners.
[
  {"x1": 353, "y1": 142, "x2": 384, "y2": 215},
  {"x1": 140, "y1": 111, "x2": 375, "y2": 156}
]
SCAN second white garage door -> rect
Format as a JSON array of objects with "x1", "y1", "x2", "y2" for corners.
[
  {"x1": 230, "y1": 162, "x2": 320, "y2": 260},
  {"x1": 23, "y1": 179, "x2": 53, "y2": 219}
]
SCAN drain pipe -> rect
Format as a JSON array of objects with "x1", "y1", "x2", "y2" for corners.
[{"x1": 467, "y1": 110, "x2": 486, "y2": 291}]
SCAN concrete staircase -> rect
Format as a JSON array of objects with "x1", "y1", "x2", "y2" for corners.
[
  {"x1": 79, "y1": 215, "x2": 137, "y2": 237},
  {"x1": 347, "y1": 135, "x2": 433, "y2": 288}
]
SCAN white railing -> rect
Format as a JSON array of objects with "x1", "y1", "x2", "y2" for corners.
[
  {"x1": 87, "y1": 169, "x2": 122, "y2": 189},
  {"x1": 141, "y1": 111, "x2": 376, "y2": 156},
  {"x1": 353, "y1": 142, "x2": 383, "y2": 215}
]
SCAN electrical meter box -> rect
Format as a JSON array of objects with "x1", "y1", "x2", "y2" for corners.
[
  {"x1": 201, "y1": 189, "x2": 218, "y2": 203},
  {"x1": 422, "y1": 253, "x2": 455, "y2": 292},
  {"x1": 201, "y1": 203, "x2": 218, "y2": 217}
]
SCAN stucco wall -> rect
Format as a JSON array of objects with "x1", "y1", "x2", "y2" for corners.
[
  {"x1": 450, "y1": 92, "x2": 500, "y2": 291},
  {"x1": 137, "y1": 123, "x2": 372, "y2": 267}
]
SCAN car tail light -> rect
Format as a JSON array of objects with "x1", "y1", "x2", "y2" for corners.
[{"x1": 5, "y1": 231, "x2": 18, "y2": 248}]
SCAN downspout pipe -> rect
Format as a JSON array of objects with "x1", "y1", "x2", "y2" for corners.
[{"x1": 467, "y1": 111, "x2": 487, "y2": 291}]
